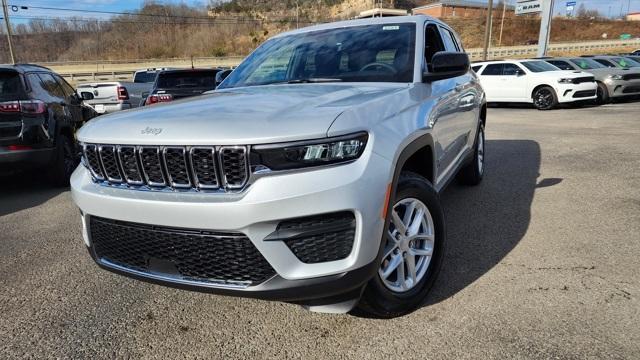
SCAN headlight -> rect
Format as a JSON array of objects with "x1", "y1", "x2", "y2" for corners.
[
  {"x1": 251, "y1": 132, "x2": 368, "y2": 171},
  {"x1": 557, "y1": 78, "x2": 574, "y2": 84},
  {"x1": 609, "y1": 74, "x2": 624, "y2": 80}
]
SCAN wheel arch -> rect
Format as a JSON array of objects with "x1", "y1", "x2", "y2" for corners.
[{"x1": 531, "y1": 83, "x2": 554, "y2": 99}]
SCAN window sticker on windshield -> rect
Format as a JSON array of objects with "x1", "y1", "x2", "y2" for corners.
[{"x1": 383, "y1": 25, "x2": 399, "y2": 31}]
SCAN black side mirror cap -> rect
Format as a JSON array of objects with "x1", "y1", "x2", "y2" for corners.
[
  {"x1": 215, "y1": 69, "x2": 233, "y2": 87},
  {"x1": 516, "y1": 69, "x2": 526, "y2": 76},
  {"x1": 79, "y1": 91, "x2": 94, "y2": 101},
  {"x1": 423, "y1": 51, "x2": 470, "y2": 82}
]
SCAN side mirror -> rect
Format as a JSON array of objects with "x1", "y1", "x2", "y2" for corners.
[
  {"x1": 423, "y1": 52, "x2": 470, "y2": 82},
  {"x1": 516, "y1": 69, "x2": 526, "y2": 76},
  {"x1": 79, "y1": 91, "x2": 94, "y2": 101},
  {"x1": 215, "y1": 69, "x2": 232, "y2": 87}
]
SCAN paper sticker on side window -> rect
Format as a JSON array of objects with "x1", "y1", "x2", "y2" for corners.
[{"x1": 383, "y1": 26, "x2": 399, "y2": 30}]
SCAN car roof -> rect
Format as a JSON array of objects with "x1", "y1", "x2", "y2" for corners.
[
  {"x1": 157, "y1": 68, "x2": 220, "y2": 75},
  {"x1": 273, "y1": 15, "x2": 443, "y2": 39},
  {"x1": 0, "y1": 63, "x2": 52, "y2": 73}
]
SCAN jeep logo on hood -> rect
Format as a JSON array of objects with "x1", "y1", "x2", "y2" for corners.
[{"x1": 141, "y1": 127, "x2": 163, "y2": 135}]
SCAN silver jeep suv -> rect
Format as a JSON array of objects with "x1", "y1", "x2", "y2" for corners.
[{"x1": 71, "y1": 15, "x2": 486, "y2": 318}]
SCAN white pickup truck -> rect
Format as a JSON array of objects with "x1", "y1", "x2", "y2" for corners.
[{"x1": 76, "y1": 81, "x2": 152, "y2": 114}]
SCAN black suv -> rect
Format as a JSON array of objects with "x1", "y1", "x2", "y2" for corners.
[
  {"x1": 0, "y1": 64, "x2": 97, "y2": 185},
  {"x1": 143, "y1": 68, "x2": 220, "y2": 106}
]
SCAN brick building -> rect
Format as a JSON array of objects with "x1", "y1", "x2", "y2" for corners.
[{"x1": 413, "y1": 0, "x2": 515, "y2": 19}]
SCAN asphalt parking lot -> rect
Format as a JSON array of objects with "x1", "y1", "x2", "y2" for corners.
[{"x1": 1, "y1": 102, "x2": 639, "y2": 359}]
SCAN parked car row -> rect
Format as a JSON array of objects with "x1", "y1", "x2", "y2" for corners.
[{"x1": 471, "y1": 55, "x2": 640, "y2": 110}]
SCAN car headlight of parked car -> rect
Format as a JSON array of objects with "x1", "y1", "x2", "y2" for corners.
[
  {"x1": 608, "y1": 74, "x2": 624, "y2": 80},
  {"x1": 251, "y1": 132, "x2": 368, "y2": 171},
  {"x1": 557, "y1": 78, "x2": 574, "y2": 84}
]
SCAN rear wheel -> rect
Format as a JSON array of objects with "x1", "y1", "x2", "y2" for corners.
[
  {"x1": 356, "y1": 172, "x2": 445, "y2": 318},
  {"x1": 459, "y1": 124, "x2": 485, "y2": 186},
  {"x1": 49, "y1": 134, "x2": 78, "y2": 187},
  {"x1": 532, "y1": 86, "x2": 558, "y2": 110}
]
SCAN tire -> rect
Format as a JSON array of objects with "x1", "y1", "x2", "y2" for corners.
[
  {"x1": 595, "y1": 82, "x2": 609, "y2": 105},
  {"x1": 459, "y1": 123, "x2": 485, "y2": 186},
  {"x1": 532, "y1": 86, "x2": 558, "y2": 110},
  {"x1": 356, "y1": 172, "x2": 446, "y2": 318},
  {"x1": 49, "y1": 134, "x2": 78, "y2": 187}
]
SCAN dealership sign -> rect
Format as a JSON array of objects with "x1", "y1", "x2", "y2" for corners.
[{"x1": 516, "y1": 0, "x2": 543, "y2": 15}]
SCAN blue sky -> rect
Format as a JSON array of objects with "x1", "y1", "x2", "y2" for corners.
[{"x1": 6, "y1": 0, "x2": 640, "y2": 23}]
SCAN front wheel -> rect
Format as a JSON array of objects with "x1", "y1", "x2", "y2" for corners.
[
  {"x1": 532, "y1": 86, "x2": 558, "y2": 110},
  {"x1": 595, "y1": 82, "x2": 609, "y2": 105},
  {"x1": 356, "y1": 172, "x2": 445, "y2": 318}
]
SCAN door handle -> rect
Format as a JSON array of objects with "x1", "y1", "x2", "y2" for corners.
[{"x1": 454, "y1": 84, "x2": 464, "y2": 92}]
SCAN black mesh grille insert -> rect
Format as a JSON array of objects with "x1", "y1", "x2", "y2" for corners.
[
  {"x1": 623, "y1": 74, "x2": 640, "y2": 81},
  {"x1": 118, "y1": 146, "x2": 142, "y2": 183},
  {"x1": 276, "y1": 212, "x2": 356, "y2": 264},
  {"x1": 572, "y1": 76, "x2": 594, "y2": 84},
  {"x1": 164, "y1": 148, "x2": 190, "y2": 187},
  {"x1": 191, "y1": 147, "x2": 218, "y2": 188},
  {"x1": 84, "y1": 144, "x2": 104, "y2": 179},
  {"x1": 573, "y1": 90, "x2": 596, "y2": 98},
  {"x1": 99, "y1": 145, "x2": 122, "y2": 181},
  {"x1": 139, "y1": 147, "x2": 165, "y2": 185},
  {"x1": 220, "y1": 147, "x2": 248, "y2": 188},
  {"x1": 90, "y1": 216, "x2": 276, "y2": 285}
]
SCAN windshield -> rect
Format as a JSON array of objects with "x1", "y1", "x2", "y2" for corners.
[
  {"x1": 218, "y1": 23, "x2": 416, "y2": 89},
  {"x1": 134, "y1": 71, "x2": 157, "y2": 83},
  {"x1": 521, "y1": 61, "x2": 559, "y2": 72},
  {"x1": 156, "y1": 71, "x2": 218, "y2": 89},
  {"x1": 611, "y1": 57, "x2": 640, "y2": 68},
  {"x1": 569, "y1": 58, "x2": 606, "y2": 70}
]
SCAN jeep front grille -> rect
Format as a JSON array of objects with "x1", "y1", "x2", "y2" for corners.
[
  {"x1": 89, "y1": 216, "x2": 276, "y2": 286},
  {"x1": 82, "y1": 143, "x2": 249, "y2": 192}
]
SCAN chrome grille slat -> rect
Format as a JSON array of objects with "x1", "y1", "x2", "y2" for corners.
[
  {"x1": 139, "y1": 146, "x2": 167, "y2": 186},
  {"x1": 219, "y1": 146, "x2": 249, "y2": 189},
  {"x1": 98, "y1": 145, "x2": 123, "y2": 182},
  {"x1": 83, "y1": 143, "x2": 249, "y2": 192},
  {"x1": 117, "y1": 146, "x2": 144, "y2": 185},
  {"x1": 163, "y1": 147, "x2": 191, "y2": 188},
  {"x1": 83, "y1": 144, "x2": 105, "y2": 180}
]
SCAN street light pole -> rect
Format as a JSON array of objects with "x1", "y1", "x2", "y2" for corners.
[
  {"x1": 482, "y1": 0, "x2": 494, "y2": 61},
  {"x1": 1, "y1": 0, "x2": 15, "y2": 64}
]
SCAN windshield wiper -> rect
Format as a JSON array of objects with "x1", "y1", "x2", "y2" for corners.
[{"x1": 286, "y1": 78, "x2": 342, "y2": 84}]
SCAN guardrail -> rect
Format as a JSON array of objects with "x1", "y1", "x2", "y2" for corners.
[{"x1": 55, "y1": 38, "x2": 640, "y2": 84}]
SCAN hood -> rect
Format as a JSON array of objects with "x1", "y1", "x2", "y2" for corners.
[
  {"x1": 77, "y1": 83, "x2": 406, "y2": 145},
  {"x1": 542, "y1": 70, "x2": 593, "y2": 78}
]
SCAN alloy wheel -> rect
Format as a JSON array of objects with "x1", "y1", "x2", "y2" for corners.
[
  {"x1": 477, "y1": 127, "x2": 484, "y2": 175},
  {"x1": 534, "y1": 88, "x2": 553, "y2": 108},
  {"x1": 379, "y1": 198, "x2": 435, "y2": 293}
]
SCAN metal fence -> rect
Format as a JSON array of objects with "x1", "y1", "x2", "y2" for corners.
[{"x1": 54, "y1": 39, "x2": 640, "y2": 84}]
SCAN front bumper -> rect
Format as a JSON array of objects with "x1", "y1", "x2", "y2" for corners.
[
  {"x1": 556, "y1": 82, "x2": 598, "y2": 103},
  {"x1": 604, "y1": 78, "x2": 640, "y2": 98},
  {"x1": 71, "y1": 149, "x2": 392, "y2": 300}
]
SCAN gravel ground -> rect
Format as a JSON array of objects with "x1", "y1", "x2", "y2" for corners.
[{"x1": 1, "y1": 102, "x2": 639, "y2": 359}]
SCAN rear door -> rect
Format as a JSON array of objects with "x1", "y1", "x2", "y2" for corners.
[
  {"x1": 53, "y1": 74, "x2": 84, "y2": 127},
  {"x1": 479, "y1": 63, "x2": 504, "y2": 101}
]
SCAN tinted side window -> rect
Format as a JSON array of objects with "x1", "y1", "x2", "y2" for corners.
[
  {"x1": 38, "y1": 73, "x2": 65, "y2": 99},
  {"x1": 547, "y1": 60, "x2": 573, "y2": 70},
  {"x1": 502, "y1": 63, "x2": 523, "y2": 76},
  {"x1": 481, "y1": 64, "x2": 503, "y2": 75},
  {"x1": 53, "y1": 74, "x2": 75, "y2": 98},
  {"x1": 25, "y1": 73, "x2": 48, "y2": 98},
  {"x1": 594, "y1": 59, "x2": 616, "y2": 68},
  {"x1": 439, "y1": 27, "x2": 459, "y2": 52}
]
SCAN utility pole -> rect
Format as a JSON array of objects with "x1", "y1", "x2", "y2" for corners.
[
  {"x1": 1, "y1": 0, "x2": 15, "y2": 64},
  {"x1": 536, "y1": 0, "x2": 554, "y2": 57},
  {"x1": 498, "y1": 0, "x2": 507, "y2": 47},
  {"x1": 482, "y1": 0, "x2": 494, "y2": 61},
  {"x1": 296, "y1": 0, "x2": 299, "y2": 29}
]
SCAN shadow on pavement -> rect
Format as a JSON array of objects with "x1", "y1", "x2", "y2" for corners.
[
  {"x1": 424, "y1": 139, "x2": 541, "y2": 306},
  {"x1": 0, "y1": 170, "x2": 65, "y2": 217}
]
